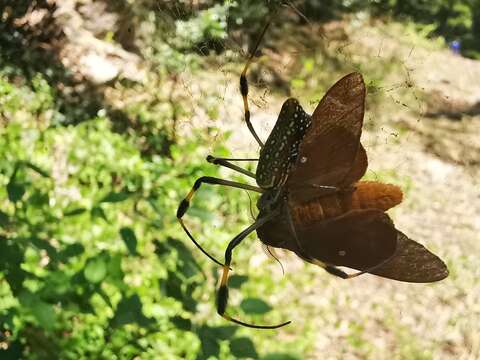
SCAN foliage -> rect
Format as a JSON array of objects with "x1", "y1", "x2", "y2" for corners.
[
  {"x1": 152, "y1": 0, "x2": 480, "y2": 58},
  {"x1": 0, "y1": 60, "x2": 304, "y2": 357}
]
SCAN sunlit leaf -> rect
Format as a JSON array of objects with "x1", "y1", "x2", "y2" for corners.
[
  {"x1": 84, "y1": 258, "x2": 107, "y2": 283},
  {"x1": 107, "y1": 254, "x2": 124, "y2": 282}
]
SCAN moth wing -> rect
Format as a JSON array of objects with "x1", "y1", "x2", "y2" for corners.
[
  {"x1": 300, "y1": 210, "x2": 448, "y2": 282},
  {"x1": 287, "y1": 73, "x2": 367, "y2": 203},
  {"x1": 300, "y1": 209, "x2": 397, "y2": 270},
  {"x1": 369, "y1": 231, "x2": 449, "y2": 282}
]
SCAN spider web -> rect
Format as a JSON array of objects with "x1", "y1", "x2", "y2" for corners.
[
  {"x1": 156, "y1": 2, "x2": 479, "y2": 243},
  {"x1": 157, "y1": 7, "x2": 480, "y2": 357}
]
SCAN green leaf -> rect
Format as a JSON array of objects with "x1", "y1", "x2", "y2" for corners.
[
  {"x1": 7, "y1": 182, "x2": 25, "y2": 203},
  {"x1": 5, "y1": 267, "x2": 27, "y2": 296},
  {"x1": 58, "y1": 243, "x2": 85, "y2": 261},
  {"x1": 100, "y1": 191, "x2": 131, "y2": 203},
  {"x1": 22, "y1": 161, "x2": 49, "y2": 177},
  {"x1": 229, "y1": 274, "x2": 248, "y2": 289},
  {"x1": 240, "y1": 298, "x2": 272, "y2": 315},
  {"x1": 64, "y1": 208, "x2": 86, "y2": 217},
  {"x1": 0, "y1": 239, "x2": 26, "y2": 295},
  {"x1": 28, "y1": 190, "x2": 49, "y2": 207},
  {"x1": 0, "y1": 210, "x2": 9, "y2": 227},
  {"x1": 84, "y1": 258, "x2": 107, "y2": 283},
  {"x1": 164, "y1": 238, "x2": 201, "y2": 278},
  {"x1": 170, "y1": 315, "x2": 192, "y2": 331},
  {"x1": 107, "y1": 254, "x2": 124, "y2": 281},
  {"x1": 165, "y1": 277, "x2": 183, "y2": 301},
  {"x1": 18, "y1": 291, "x2": 56, "y2": 330},
  {"x1": 120, "y1": 227, "x2": 137, "y2": 255},
  {"x1": 91, "y1": 206, "x2": 107, "y2": 221},
  {"x1": 210, "y1": 325, "x2": 237, "y2": 340},
  {"x1": 153, "y1": 240, "x2": 169, "y2": 256},
  {"x1": 30, "y1": 237, "x2": 57, "y2": 258},
  {"x1": 111, "y1": 294, "x2": 153, "y2": 328},
  {"x1": 197, "y1": 326, "x2": 220, "y2": 360},
  {"x1": 229, "y1": 337, "x2": 258, "y2": 359},
  {"x1": 31, "y1": 301, "x2": 56, "y2": 330}
]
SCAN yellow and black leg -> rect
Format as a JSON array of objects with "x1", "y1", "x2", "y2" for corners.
[
  {"x1": 239, "y1": 22, "x2": 270, "y2": 148},
  {"x1": 177, "y1": 176, "x2": 263, "y2": 266},
  {"x1": 313, "y1": 260, "x2": 364, "y2": 279},
  {"x1": 216, "y1": 211, "x2": 291, "y2": 329},
  {"x1": 310, "y1": 253, "x2": 399, "y2": 280},
  {"x1": 206, "y1": 156, "x2": 258, "y2": 179}
]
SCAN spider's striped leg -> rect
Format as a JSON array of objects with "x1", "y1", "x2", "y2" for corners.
[
  {"x1": 284, "y1": 203, "x2": 308, "y2": 256},
  {"x1": 207, "y1": 157, "x2": 259, "y2": 161},
  {"x1": 217, "y1": 209, "x2": 291, "y2": 329},
  {"x1": 240, "y1": 22, "x2": 270, "y2": 148},
  {"x1": 177, "y1": 176, "x2": 263, "y2": 267},
  {"x1": 206, "y1": 156, "x2": 258, "y2": 179},
  {"x1": 309, "y1": 257, "x2": 399, "y2": 280}
]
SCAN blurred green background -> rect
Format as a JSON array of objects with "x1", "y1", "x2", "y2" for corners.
[{"x1": 1, "y1": 1, "x2": 479, "y2": 359}]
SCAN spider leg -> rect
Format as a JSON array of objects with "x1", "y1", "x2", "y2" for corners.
[
  {"x1": 177, "y1": 176, "x2": 263, "y2": 267},
  {"x1": 207, "y1": 157, "x2": 259, "y2": 161},
  {"x1": 206, "y1": 155, "x2": 258, "y2": 179},
  {"x1": 310, "y1": 251, "x2": 400, "y2": 280},
  {"x1": 217, "y1": 209, "x2": 291, "y2": 329},
  {"x1": 240, "y1": 22, "x2": 270, "y2": 148},
  {"x1": 284, "y1": 203, "x2": 308, "y2": 256}
]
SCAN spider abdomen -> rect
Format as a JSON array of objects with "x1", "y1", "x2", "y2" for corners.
[
  {"x1": 291, "y1": 181, "x2": 403, "y2": 227},
  {"x1": 256, "y1": 98, "x2": 311, "y2": 189}
]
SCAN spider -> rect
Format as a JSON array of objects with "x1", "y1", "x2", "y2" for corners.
[{"x1": 177, "y1": 22, "x2": 448, "y2": 329}]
